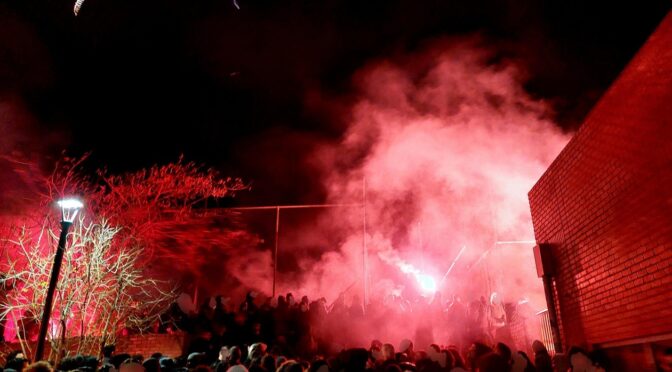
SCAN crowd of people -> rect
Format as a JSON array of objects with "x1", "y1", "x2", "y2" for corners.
[
  {"x1": 161, "y1": 291, "x2": 531, "y2": 359},
  {"x1": 1, "y1": 291, "x2": 615, "y2": 372},
  {"x1": 0, "y1": 338, "x2": 608, "y2": 372}
]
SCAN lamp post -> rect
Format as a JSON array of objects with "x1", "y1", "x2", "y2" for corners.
[{"x1": 34, "y1": 198, "x2": 83, "y2": 362}]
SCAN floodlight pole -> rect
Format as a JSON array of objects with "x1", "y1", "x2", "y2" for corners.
[
  {"x1": 35, "y1": 219, "x2": 73, "y2": 362},
  {"x1": 273, "y1": 206, "x2": 280, "y2": 298}
]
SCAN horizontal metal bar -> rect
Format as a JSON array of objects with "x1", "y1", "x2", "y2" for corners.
[{"x1": 226, "y1": 203, "x2": 363, "y2": 210}]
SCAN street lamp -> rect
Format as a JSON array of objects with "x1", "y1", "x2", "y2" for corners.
[{"x1": 34, "y1": 198, "x2": 83, "y2": 361}]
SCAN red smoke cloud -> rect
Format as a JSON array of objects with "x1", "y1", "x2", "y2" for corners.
[{"x1": 287, "y1": 38, "x2": 569, "y2": 312}]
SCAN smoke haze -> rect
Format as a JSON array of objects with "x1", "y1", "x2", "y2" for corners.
[{"x1": 271, "y1": 38, "x2": 570, "y2": 312}]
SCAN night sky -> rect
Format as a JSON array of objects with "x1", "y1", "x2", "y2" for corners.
[{"x1": 1, "y1": 0, "x2": 669, "y2": 205}]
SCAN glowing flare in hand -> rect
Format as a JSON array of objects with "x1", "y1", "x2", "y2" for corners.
[{"x1": 416, "y1": 274, "x2": 437, "y2": 293}]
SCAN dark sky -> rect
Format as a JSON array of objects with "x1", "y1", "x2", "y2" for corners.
[{"x1": 1, "y1": 0, "x2": 669, "y2": 205}]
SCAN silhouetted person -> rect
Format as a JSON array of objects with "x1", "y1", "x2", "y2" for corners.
[
  {"x1": 349, "y1": 295, "x2": 364, "y2": 318},
  {"x1": 5, "y1": 353, "x2": 28, "y2": 372},
  {"x1": 143, "y1": 358, "x2": 161, "y2": 372},
  {"x1": 261, "y1": 355, "x2": 276, "y2": 372},
  {"x1": 476, "y1": 352, "x2": 508, "y2": 372},
  {"x1": 377, "y1": 344, "x2": 398, "y2": 372},
  {"x1": 531, "y1": 341, "x2": 551, "y2": 372},
  {"x1": 448, "y1": 347, "x2": 467, "y2": 372},
  {"x1": 399, "y1": 339, "x2": 414, "y2": 362},
  {"x1": 227, "y1": 346, "x2": 243, "y2": 367},
  {"x1": 344, "y1": 348, "x2": 369, "y2": 372},
  {"x1": 494, "y1": 343, "x2": 512, "y2": 370},
  {"x1": 23, "y1": 362, "x2": 52, "y2": 372},
  {"x1": 511, "y1": 351, "x2": 536, "y2": 372}
]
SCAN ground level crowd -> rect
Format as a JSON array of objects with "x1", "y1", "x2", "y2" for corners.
[{"x1": 2, "y1": 292, "x2": 614, "y2": 371}]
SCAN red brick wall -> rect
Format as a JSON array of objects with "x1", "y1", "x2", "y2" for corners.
[
  {"x1": 528, "y1": 10, "x2": 672, "y2": 353},
  {"x1": 114, "y1": 333, "x2": 186, "y2": 358},
  {"x1": 0, "y1": 333, "x2": 186, "y2": 362}
]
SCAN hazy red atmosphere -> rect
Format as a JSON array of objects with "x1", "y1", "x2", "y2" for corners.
[
  {"x1": 0, "y1": 1, "x2": 670, "y2": 370},
  {"x1": 2, "y1": 37, "x2": 572, "y2": 348},
  {"x1": 269, "y1": 39, "x2": 570, "y2": 304},
  {"x1": 227, "y1": 39, "x2": 571, "y2": 346}
]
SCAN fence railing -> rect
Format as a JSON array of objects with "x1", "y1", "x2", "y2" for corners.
[{"x1": 537, "y1": 309, "x2": 556, "y2": 355}]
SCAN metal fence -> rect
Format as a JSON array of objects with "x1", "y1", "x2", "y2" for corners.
[{"x1": 537, "y1": 309, "x2": 556, "y2": 355}]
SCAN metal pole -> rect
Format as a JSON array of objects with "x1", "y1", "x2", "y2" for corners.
[
  {"x1": 362, "y1": 178, "x2": 368, "y2": 308},
  {"x1": 35, "y1": 220, "x2": 72, "y2": 362},
  {"x1": 222, "y1": 203, "x2": 362, "y2": 299},
  {"x1": 227, "y1": 203, "x2": 362, "y2": 211},
  {"x1": 193, "y1": 281, "x2": 199, "y2": 309},
  {"x1": 440, "y1": 245, "x2": 466, "y2": 284},
  {"x1": 273, "y1": 206, "x2": 280, "y2": 298}
]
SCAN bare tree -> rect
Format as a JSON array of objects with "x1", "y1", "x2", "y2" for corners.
[
  {"x1": 45, "y1": 154, "x2": 248, "y2": 268},
  {"x1": 0, "y1": 154, "x2": 250, "y2": 360},
  {"x1": 0, "y1": 217, "x2": 175, "y2": 361}
]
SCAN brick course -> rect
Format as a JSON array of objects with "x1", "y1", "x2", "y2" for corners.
[{"x1": 0, "y1": 333, "x2": 186, "y2": 363}]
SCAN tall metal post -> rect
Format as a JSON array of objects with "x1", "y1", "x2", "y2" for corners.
[
  {"x1": 35, "y1": 220, "x2": 72, "y2": 361},
  {"x1": 226, "y1": 203, "x2": 364, "y2": 300},
  {"x1": 362, "y1": 178, "x2": 368, "y2": 308},
  {"x1": 273, "y1": 206, "x2": 280, "y2": 298}
]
